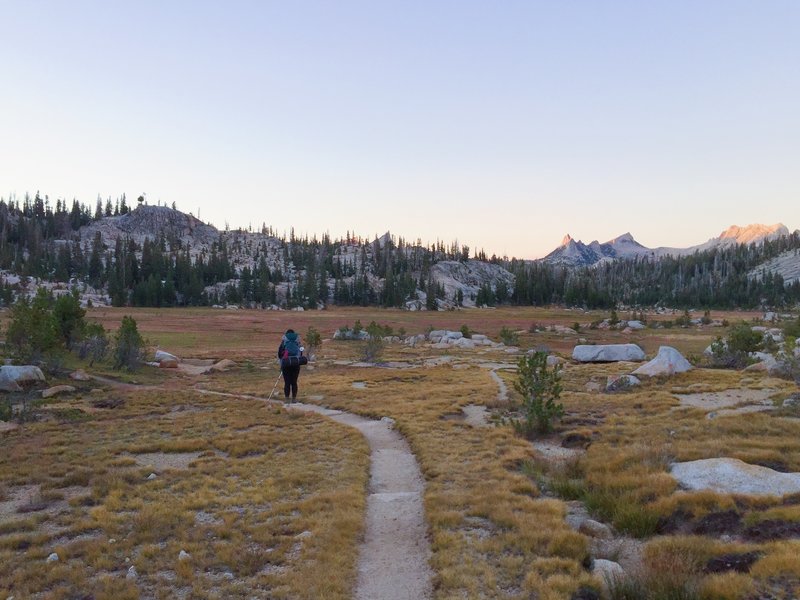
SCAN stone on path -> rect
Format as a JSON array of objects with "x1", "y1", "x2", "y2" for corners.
[
  {"x1": 69, "y1": 370, "x2": 92, "y2": 381},
  {"x1": 210, "y1": 359, "x2": 237, "y2": 372},
  {"x1": 572, "y1": 344, "x2": 645, "y2": 363},
  {"x1": 632, "y1": 346, "x2": 692, "y2": 377},
  {"x1": 670, "y1": 458, "x2": 800, "y2": 497},
  {"x1": 41, "y1": 385, "x2": 76, "y2": 399}
]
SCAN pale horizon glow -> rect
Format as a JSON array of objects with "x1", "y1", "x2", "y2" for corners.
[{"x1": 1, "y1": 1, "x2": 798, "y2": 259}]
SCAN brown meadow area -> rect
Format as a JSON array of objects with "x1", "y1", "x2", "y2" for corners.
[{"x1": 2, "y1": 306, "x2": 799, "y2": 599}]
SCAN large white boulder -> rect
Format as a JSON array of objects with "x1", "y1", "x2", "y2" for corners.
[
  {"x1": 453, "y1": 337, "x2": 475, "y2": 349},
  {"x1": 0, "y1": 366, "x2": 46, "y2": 387},
  {"x1": 671, "y1": 458, "x2": 800, "y2": 497},
  {"x1": 154, "y1": 350, "x2": 180, "y2": 363},
  {"x1": 626, "y1": 320, "x2": 646, "y2": 330},
  {"x1": 572, "y1": 344, "x2": 646, "y2": 363},
  {"x1": 632, "y1": 346, "x2": 693, "y2": 377}
]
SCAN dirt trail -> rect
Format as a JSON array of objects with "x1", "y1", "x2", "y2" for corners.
[{"x1": 196, "y1": 390, "x2": 434, "y2": 600}]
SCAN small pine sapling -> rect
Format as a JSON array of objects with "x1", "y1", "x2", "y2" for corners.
[{"x1": 511, "y1": 351, "x2": 564, "y2": 437}]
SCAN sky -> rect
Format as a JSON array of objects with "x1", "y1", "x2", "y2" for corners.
[{"x1": 1, "y1": 1, "x2": 798, "y2": 259}]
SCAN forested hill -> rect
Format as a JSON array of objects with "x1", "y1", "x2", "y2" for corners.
[{"x1": 0, "y1": 193, "x2": 798, "y2": 310}]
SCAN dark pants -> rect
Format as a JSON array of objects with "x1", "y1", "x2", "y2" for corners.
[{"x1": 282, "y1": 365, "x2": 300, "y2": 399}]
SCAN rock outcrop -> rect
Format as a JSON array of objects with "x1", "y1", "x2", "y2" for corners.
[
  {"x1": 0, "y1": 366, "x2": 46, "y2": 388},
  {"x1": 671, "y1": 458, "x2": 800, "y2": 497},
  {"x1": 572, "y1": 344, "x2": 646, "y2": 363},
  {"x1": 632, "y1": 346, "x2": 693, "y2": 377}
]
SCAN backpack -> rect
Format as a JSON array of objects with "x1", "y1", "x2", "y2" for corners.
[{"x1": 283, "y1": 334, "x2": 301, "y2": 358}]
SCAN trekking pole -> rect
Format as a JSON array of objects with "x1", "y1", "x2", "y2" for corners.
[{"x1": 267, "y1": 370, "x2": 283, "y2": 403}]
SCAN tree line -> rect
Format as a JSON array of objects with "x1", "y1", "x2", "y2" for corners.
[{"x1": 1, "y1": 192, "x2": 799, "y2": 310}]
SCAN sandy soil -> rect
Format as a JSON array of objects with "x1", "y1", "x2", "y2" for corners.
[
  {"x1": 675, "y1": 388, "x2": 777, "y2": 411},
  {"x1": 130, "y1": 452, "x2": 203, "y2": 471}
]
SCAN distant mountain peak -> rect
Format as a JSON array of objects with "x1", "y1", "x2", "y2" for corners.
[
  {"x1": 717, "y1": 223, "x2": 788, "y2": 244},
  {"x1": 542, "y1": 222, "x2": 793, "y2": 267},
  {"x1": 609, "y1": 232, "x2": 636, "y2": 244}
]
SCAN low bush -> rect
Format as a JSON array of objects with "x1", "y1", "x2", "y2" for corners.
[
  {"x1": 361, "y1": 336, "x2": 385, "y2": 363},
  {"x1": 499, "y1": 326, "x2": 519, "y2": 346},
  {"x1": 305, "y1": 326, "x2": 322, "y2": 349},
  {"x1": 76, "y1": 322, "x2": 109, "y2": 366},
  {"x1": 783, "y1": 316, "x2": 800, "y2": 339},
  {"x1": 727, "y1": 321, "x2": 763, "y2": 354}
]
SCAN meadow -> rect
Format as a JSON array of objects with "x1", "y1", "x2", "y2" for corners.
[{"x1": 2, "y1": 305, "x2": 799, "y2": 600}]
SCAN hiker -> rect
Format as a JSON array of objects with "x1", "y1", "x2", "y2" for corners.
[{"x1": 278, "y1": 329, "x2": 304, "y2": 401}]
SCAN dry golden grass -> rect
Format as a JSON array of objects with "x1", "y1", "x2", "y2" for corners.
[
  {"x1": 0, "y1": 388, "x2": 369, "y2": 599},
  {"x1": 3, "y1": 305, "x2": 798, "y2": 599},
  {"x1": 205, "y1": 363, "x2": 597, "y2": 599}
]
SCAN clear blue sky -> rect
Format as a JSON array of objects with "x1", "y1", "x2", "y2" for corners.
[{"x1": 1, "y1": 1, "x2": 798, "y2": 258}]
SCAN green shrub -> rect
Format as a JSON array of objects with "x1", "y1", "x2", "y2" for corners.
[
  {"x1": 5, "y1": 289, "x2": 59, "y2": 363},
  {"x1": 305, "y1": 326, "x2": 322, "y2": 349},
  {"x1": 361, "y1": 336, "x2": 384, "y2": 363},
  {"x1": 459, "y1": 324, "x2": 472, "y2": 339},
  {"x1": 76, "y1": 322, "x2": 109, "y2": 366},
  {"x1": 0, "y1": 399, "x2": 11, "y2": 422},
  {"x1": 499, "y1": 326, "x2": 519, "y2": 346},
  {"x1": 727, "y1": 321, "x2": 763, "y2": 354},
  {"x1": 365, "y1": 320, "x2": 393, "y2": 338},
  {"x1": 113, "y1": 316, "x2": 145, "y2": 371},
  {"x1": 675, "y1": 309, "x2": 692, "y2": 328},
  {"x1": 783, "y1": 316, "x2": 800, "y2": 339},
  {"x1": 52, "y1": 290, "x2": 86, "y2": 349},
  {"x1": 511, "y1": 351, "x2": 564, "y2": 437}
]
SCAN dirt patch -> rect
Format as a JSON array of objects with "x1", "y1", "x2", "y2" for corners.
[
  {"x1": 694, "y1": 510, "x2": 743, "y2": 536},
  {"x1": 0, "y1": 421, "x2": 19, "y2": 433},
  {"x1": 705, "y1": 551, "x2": 761, "y2": 574},
  {"x1": 744, "y1": 519, "x2": 800, "y2": 542},
  {"x1": 532, "y1": 438, "x2": 584, "y2": 463},
  {"x1": 562, "y1": 432, "x2": 592, "y2": 449},
  {"x1": 675, "y1": 388, "x2": 777, "y2": 412},
  {"x1": 0, "y1": 485, "x2": 42, "y2": 523},
  {"x1": 130, "y1": 452, "x2": 203, "y2": 471},
  {"x1": 461, "y1": 405, "x2": 489, "y2": 427}
]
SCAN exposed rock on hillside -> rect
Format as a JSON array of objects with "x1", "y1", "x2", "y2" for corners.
[
  {"x1": 749, "y1": 246, "x2": 800, "y2": 285},
  {"x1": 430, "y1": 261, "x2": 515, "y2": 307},
  {"x1": 81, "y1": 205, "x2": 219, "y2": 247}
]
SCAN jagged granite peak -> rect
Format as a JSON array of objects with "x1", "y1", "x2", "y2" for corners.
[
  {"x1": 543, "y1": 223, "x2": 793, "y2": 267},
  {"x1": 543, "y1": 231, "x2": 650, "y2": 267}
]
